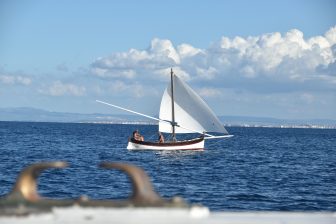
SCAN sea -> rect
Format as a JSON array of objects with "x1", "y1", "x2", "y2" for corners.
[{"x1": 0, "y1": 121, "x2": 335, "y2": 211}]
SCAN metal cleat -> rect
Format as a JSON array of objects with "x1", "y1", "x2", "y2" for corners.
[{"x1": 0, "y1": 161, "x2": 189, "y2": 216}]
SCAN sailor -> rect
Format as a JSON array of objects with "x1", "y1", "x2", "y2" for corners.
[
  {"x1": 133, "y1": 130, "x2": 144, "y2": 141},
  {"x1": 158, "y1": 132, "x2": 164, "y2": 143}
]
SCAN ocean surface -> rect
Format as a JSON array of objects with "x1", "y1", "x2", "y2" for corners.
[{"x1": 0, "y1": 121, "x2": 335, "y2": 211}]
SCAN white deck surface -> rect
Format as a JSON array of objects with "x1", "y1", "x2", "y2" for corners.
[{"x1": 1, "y1": 206, "x2": 335, "y2": 224}]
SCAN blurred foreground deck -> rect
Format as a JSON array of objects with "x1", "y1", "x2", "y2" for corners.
[{"x1": 1, "y1": 207, "x2": 335, "y2": 224}]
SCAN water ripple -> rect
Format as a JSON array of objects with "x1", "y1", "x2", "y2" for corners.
[{"x1": 0, "y1": 122, "x2": 335, "y2": 211}]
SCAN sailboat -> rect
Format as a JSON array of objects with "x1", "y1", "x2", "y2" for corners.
[{"x1": 96, "y1": 68, "x2": 233, "y2": 151}]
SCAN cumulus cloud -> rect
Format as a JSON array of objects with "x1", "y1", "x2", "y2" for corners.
[
  {"x1": 91, "y1": 38, "x2": 181, "y2": 79},
  {"x1": 91, "y1": 67, "x2": 136, "y2": 79},
  {"x1": 207, "y1": 28, "x2": 335, "y2": 84},
  {"x1": 41, "y1": 81, "x2": 86, "y2": 96},
  {"x1": 90, "y1": 26, "x2": 336, "y2": 93}
]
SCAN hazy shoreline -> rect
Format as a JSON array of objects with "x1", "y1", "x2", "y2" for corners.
[
  {"x1": 1, "y1": 107, "x2": 335, "y2": 129},
  {"x1": 1, "y1": 120, "x2": 335, "y2": 130}
]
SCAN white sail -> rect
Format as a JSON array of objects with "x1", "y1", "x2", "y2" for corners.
[{"x1": 159, "y1": 75, "x2": 228, "y2": 134}]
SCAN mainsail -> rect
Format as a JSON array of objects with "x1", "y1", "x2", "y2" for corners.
[{"x1": 159, "y1": 75, "x2": 228, "y2": 134}]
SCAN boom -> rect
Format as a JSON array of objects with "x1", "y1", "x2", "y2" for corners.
[{"x1": 96, "y1": 100, "x2": 233, "y2": 139}]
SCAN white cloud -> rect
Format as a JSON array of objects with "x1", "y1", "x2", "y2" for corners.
[
  {"x1": 0, "y1": 75, "x2": 15, "y2": 84},
  {"x1": 90, "y1": 26, "x2": 336, "y2": 94},
  {"x1": 91, "y1": 38, "x2": 181, "y2": 80},
  {"x1": 106, "y1": 80, "x2": 158, "y2": 98},
  {"x1": 153, "y1": 67, "x2": 191, "y2": 81},
  {"x1": 197, "y1": 87, "x2": 222, "y2": 98},
  {"x1": 150, "y1": 38, "x2": 180, "y2": 64},
  {"x1": 91, "y1": 67, "x2": 136, "y2": 79},
  {"x1": 41, "y1": 81, "x2": 86, "y2": 96},
  {"x1": 195, "y1": 66, "x2": 218, "y2": 80},
  {"x1": 177, "y1": 43, "x2": 203, "y2": 58},
  {"x1": 0, "y1": 75, "x2": 32, "y2": 85},
  {"x1": 325, "y1": 26, "x2": 336, "y2": 45}
]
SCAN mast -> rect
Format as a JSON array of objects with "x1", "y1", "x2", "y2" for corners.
[{"x1": 170, "y1": 68, "x2": 176, "y2": 141}]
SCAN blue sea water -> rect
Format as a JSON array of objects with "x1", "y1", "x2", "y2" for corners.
[{"x1": 0, "y1": 121, "x2": 335, "y2": 211}]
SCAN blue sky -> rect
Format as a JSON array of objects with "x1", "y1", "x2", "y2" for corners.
[{"x1": 0, "y1": 0, "x2": 335, "y2": 119}]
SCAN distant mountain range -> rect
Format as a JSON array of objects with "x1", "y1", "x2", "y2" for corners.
[
  {"x1": 0, "y1": 107, "x2": 148, "y2": 123},
  {"x1": 1, "y1": 107, "x2": 335, "y2": 128}
]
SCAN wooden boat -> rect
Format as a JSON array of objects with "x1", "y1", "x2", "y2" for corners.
[
  {"x1": 97, "y1": 68, "x2": 232, "y2": 151},
  {"x1": 127, "y1": 136, "x2": 205, "y2": 151}
]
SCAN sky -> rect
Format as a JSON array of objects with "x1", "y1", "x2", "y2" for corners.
[{"x1": 0, "y1": 0, "x2": 335, "y2": 120}]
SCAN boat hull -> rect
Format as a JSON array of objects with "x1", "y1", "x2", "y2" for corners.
[{"x1": 127, "y1": 137, "x2": 205, "y2": 151}]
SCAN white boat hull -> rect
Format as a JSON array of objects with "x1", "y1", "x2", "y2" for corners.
[{"x1": 127, "y1": 137, "x2": 205, "y2": 151}]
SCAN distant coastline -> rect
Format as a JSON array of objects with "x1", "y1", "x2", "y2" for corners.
[
  {"x1": 1, "y1": 107, "x2": 335, "y2": 129},
  {"x1": 85, "y1": 121, "x2": 336, "y2": 129}
]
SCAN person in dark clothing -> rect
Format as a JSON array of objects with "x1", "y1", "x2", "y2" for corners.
[
  {"x1": 133, "y1": 130, "x2": 144, "y2": 141},
  {"x1": 158, "y1": 132, "x2": 164, "y2": 143}
]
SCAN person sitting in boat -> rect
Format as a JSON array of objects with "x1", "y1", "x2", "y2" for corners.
[
  {"x1": 158, "y1": 132, "x2": 164, "y2": 143},
  {"x1": 133, "y1": 130, "x2": 144, "y2": 141}
]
